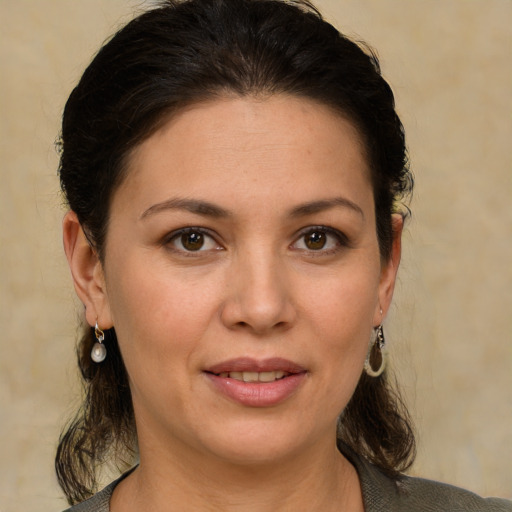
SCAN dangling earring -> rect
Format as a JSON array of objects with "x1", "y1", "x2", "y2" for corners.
[
  {"x1": 91, "y1": 322, "x2": 107, "y2": 363},
  {"x1": 364, "y1": 325, "x2": 386, "y2": 377}
]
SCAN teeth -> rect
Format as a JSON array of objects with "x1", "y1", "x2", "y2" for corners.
[
  {"x1": 242, "y1": 371, "x2": 259, "y2": 382},
  {"x1": 258, "y1": 371, "x2": 276, "y2": 382},
  {"x1": 218, "y1": 371, "x2": 289, "y2": 382}
]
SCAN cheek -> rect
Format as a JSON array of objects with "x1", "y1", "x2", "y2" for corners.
[
  {"x1": 104, "y1": 254, "x2": 221, "y2": 371},
  {"x1": 302, "y1": 267, "x2": 379, "y2": 399},
  {"x1": 306, "y1": 266, "x2": 380, "y2": 338}
]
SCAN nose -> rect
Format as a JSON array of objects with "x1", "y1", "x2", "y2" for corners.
[{"x1": 219, "y1": 248, "x2": 297, "y2": 335}]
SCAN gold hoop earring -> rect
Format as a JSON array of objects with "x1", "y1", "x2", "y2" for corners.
[
  {"x1": 91, "y1": 322, "x2": 107, "y2": 363},
  {"x1": 364, "y1": 325, "x2": 386, "y2": 377}
]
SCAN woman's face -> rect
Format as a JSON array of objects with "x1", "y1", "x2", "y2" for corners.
[{"x1": 94, "y1": 95, "x2": 400, "y2": 465}]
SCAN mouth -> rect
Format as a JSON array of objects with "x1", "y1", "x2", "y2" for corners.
[
  {"x1": 204, "y1": 357, "x2": 306, "y2": 380},
  {"x1": 204, "y1": 358, "x2": 307, "y2": 407},
  {"x1": 210, "y1": 370, "x2": 291, "y2": 383}
]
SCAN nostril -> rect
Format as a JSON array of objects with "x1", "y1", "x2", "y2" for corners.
[{"x1": 235, "y1": 320, "x2": 289, "y2": 330}]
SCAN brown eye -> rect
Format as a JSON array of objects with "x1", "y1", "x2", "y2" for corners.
[
  {"x1": 181, "y1": 232, "x2": 204, "y2": 251},
  {"x1": 167, "y1": 228, "x2": 222, "y2": 254},
  {"x1": 291, "y1": 226, "x2": 346, "y2": 254},
  {"x1": 304, "y1": 231, "x2": 327, "y2": 250}
]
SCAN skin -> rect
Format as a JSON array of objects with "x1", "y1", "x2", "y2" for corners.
[{"x1": 63, "y1": 95, "x2": 402, "y2": 511}]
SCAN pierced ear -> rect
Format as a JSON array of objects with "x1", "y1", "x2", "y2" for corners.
[
  {"x1": 62, "y1": 211, "x2": 113, "y2": 329},
  {"x1": 374, "y1": 214, "x2": 403, "y2": 324}
]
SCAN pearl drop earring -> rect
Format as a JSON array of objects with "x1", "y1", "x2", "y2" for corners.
[{"x1": 91, "y1": 322, "x2": 107, "y2": 363}]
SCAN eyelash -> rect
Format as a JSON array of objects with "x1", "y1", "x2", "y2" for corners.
[
  {"x1": 163, "y1": 227, "x2": 222, "y2": 256},
  {"x1": 291, "y1": 226, "x2": 349, "y2": 256},
  {"x1": 162, "y1": 225, "x2": 349, "y2": 256}
]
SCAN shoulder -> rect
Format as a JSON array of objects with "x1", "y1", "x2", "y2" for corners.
[
  {"x1": 341, "y1": 444, "x2": 512, "y2": 512},
  {"x1": 395, "y1": 474, "x2": 512, "y2": 512},
  {"x1": 61, "y1": 467, "x2": 136, "y2": 512},
  {"x1": 61, "y1": 482, "x2": 113, "y2": 512}
]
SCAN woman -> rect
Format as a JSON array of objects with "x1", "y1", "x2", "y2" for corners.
[{"x1": 56, "y1": 0, "x2": 511, "y2": 510}]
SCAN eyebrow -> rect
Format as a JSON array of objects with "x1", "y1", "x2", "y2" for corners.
[
  {"x1": 290, "y1": 197, "x2": 364, "y2": 219},
  {"x1": 140, "y1": 198, "x2": 231, "y2": 220},
  {"x1": 140, "y1": 195, "x2": 364, "y2": 220}
]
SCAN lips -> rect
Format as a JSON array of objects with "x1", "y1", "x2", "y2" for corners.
[
  {"x1": 204, "y1": 358, "x2": 307, "y2": 407},
  {"x1": 216, "y1": 370, "x2": 289, "y2": 382},
  {"x1": 205, "y1": 357, "x2": 306, "y2": 375}
]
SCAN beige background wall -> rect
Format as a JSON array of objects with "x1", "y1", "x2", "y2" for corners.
[{"x1": 1, "y1": 1, "x2": 510, "y2": 510}]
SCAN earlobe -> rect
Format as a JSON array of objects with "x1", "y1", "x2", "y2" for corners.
[
  {"x1": 375, "y1": 214, "x2": 403, "y2": 324},
  {"x1": 62, "y1": 211, "x2": 113, "y2": 328}
]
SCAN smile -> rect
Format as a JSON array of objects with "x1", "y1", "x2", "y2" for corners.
[
  {"x1": 215, "y1": 371, "x2": 289, "y2": 382},
  {"x1": 205, "y1": 356, "x2": 306, "y2": 375},
  {"x1": 204, "y1": 358, "x2": 307, "y2": 407}
]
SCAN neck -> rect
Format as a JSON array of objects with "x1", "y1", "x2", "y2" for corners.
[{"x1": 111, "y1": 436, "x2": 363, "y2": 512}]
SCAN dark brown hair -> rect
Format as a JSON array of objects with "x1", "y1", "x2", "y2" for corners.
[{"x1": 56, "y1": 0, "x2": 415, "y2": 504}]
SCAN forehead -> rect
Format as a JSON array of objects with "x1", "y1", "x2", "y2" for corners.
[{"x1": 118, "y1": 94, "x2": 372, "y2": 212}]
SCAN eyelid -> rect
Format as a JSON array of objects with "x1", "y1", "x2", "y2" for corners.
[
  {"x1": 162, "y1": 225, "x2": 349, "y2": 255},
  {"x1": 291, "y1": 225, "x2": 350, "y2": 253},
  {"x1": 163, "y1": 226, "x2": 224, "y2": 253}
]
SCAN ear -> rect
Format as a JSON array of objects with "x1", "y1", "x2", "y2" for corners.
[
  {"x1": 62, "y1": 211, "x2": 113, "y2": 329},
  {"x1": 374, "y1": 214, "x2": 403, "y2": 325}
]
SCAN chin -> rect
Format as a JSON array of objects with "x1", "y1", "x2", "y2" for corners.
[{"x1": 196, "y1": 416, "x2": 324, "y2": 467}]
